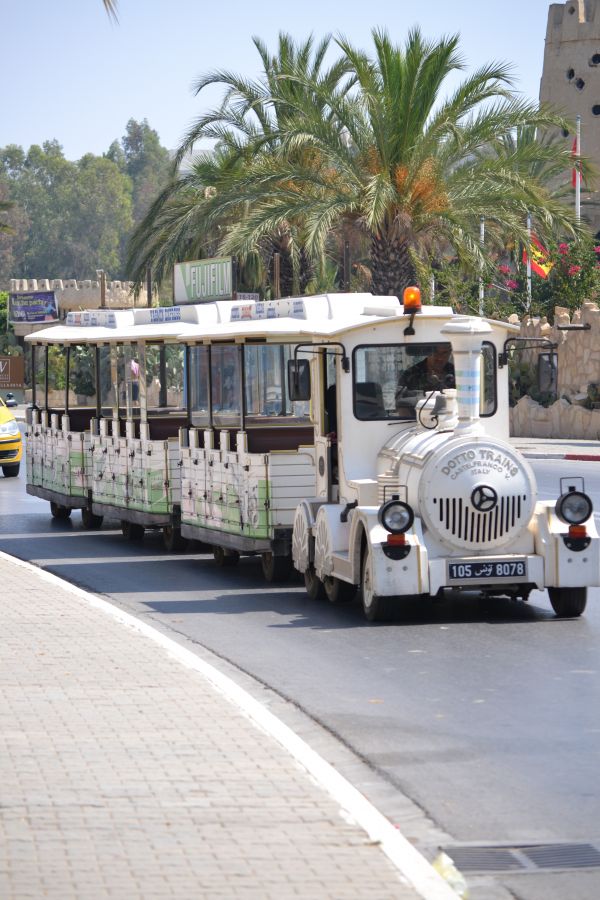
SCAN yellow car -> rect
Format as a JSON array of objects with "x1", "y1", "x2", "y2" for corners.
[{"x1": 0, "y1": 397, "x2": 22, "y2": 477}]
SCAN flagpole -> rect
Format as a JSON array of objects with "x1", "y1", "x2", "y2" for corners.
[
  {"x1": 575, "y1": 114, "x2": 581, "y2": 222},
  {"x1": 479, "y1": 216, "x2": 485, "y2": 316},
  {"x1": 526, "y1": 213, "x2": 532, "y2": 312}
]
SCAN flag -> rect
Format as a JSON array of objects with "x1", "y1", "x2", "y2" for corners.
[{"x1": 522, "y1": 235, "x2": 553, "y2": 279}]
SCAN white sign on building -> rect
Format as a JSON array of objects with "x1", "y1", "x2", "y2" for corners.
[{"x1": 174, "y1": 258, "x2": 233, "y2": 304}]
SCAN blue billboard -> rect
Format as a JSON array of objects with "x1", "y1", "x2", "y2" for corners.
[{"x1": 8, "y1": 291, "x2": 59, "y2": 324}]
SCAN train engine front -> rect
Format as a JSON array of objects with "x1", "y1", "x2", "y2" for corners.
[{"x1": 365, "y1": 317, "x2": 599, "y2": 620}]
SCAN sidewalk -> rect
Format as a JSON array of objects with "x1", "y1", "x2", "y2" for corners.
[
  {"x1": 0, "y1": 552, "x2": 453, "y2": 900},
  {"x1": 511, "y1": 437, "x2": 600, "y2": 461}
]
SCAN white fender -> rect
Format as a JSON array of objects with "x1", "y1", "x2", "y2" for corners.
[
  {"x1": 292, "y1": 499, "x2": 326, "y2": 573},
  {"x1": 314, "y1": 504, "x2": 350, "y2": 579}
]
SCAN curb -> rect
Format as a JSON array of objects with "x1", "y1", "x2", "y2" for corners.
[
  {"x1": 0, "y1": 550, "x2": 457, "y2": 900},
  {"x1": 518, "y1": 451, "x2": 600, "y2": 462}
]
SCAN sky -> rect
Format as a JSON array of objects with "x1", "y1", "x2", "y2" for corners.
[{"x1": 2, "y1": 0, "x2": 557, "y2": 161}]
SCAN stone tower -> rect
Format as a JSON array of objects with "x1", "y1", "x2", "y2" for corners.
[{"x1": 540, "y1": 0, "x2": 600, "y2": 231}]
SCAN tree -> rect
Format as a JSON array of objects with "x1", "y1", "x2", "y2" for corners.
[
  {"x1": 0, "y1": 141, "x2": 132, "y2": 282},
  {"x1": 199, "y1": 28, "x2": 582, "y2": 296},
  {"x1": 118, "y1": 119, "x2": 171, "y2": 224},
  {"x1": 103, "y1": 0, "x2": 117, "y2": 22},
  {"x1": 129, "y1": 34, "x2": 352, "y2": 295}
]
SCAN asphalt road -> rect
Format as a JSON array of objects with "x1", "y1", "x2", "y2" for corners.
[{"x1": 2, "y1": 450, "x2": 600, "y2": 900}]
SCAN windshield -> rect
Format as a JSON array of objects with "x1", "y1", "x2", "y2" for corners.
[{"x1": 353, "y1": 343, "x2": 496, "y2": 420}]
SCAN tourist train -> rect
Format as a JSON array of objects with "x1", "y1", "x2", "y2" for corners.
[{"x1": 25, "y1": 288, "x2": 599, "y2": 620}]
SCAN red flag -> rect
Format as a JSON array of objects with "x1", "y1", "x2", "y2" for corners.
[{"x1": 522, "y1": 235, "x2": 553, "y2": 279}]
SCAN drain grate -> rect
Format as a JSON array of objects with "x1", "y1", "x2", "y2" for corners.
[{"x1": 442, "y1": 842, "x2": 600, "y2": 873}]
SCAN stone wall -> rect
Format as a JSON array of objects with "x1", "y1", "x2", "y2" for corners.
[
  {"x1": 509, "y1": 301, "x2": 600, "y2": 438},
  {"x1": 9, "y1": 278, "x2": 149, "y2": 312}
]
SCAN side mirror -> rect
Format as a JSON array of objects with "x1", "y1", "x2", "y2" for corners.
[
  {"x1": 537, "y1": 352, "x2": 557, "y2": 396},
  {"x1": 288, "y1": 358, "x2": 311, "y2": 401}
]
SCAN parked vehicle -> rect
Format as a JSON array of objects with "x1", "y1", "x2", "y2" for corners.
[
  {"x1": 25, "y1": 289, "x2": 599, "y2": 619},
  {"x1": 0, "y1": 397, "x2": 22, "y2": 477}
]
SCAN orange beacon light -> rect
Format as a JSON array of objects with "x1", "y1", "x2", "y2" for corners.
[
  {"x1": 403, "y1": 285, "x2": 422, "y2": 334},
  {"x1": 403, "y1": 285, "x2": 422, "y2": 314}
]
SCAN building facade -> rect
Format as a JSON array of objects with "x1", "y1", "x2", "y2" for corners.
[{"x1": 540, "y1": 0, "x2": 600, "y2": 232}]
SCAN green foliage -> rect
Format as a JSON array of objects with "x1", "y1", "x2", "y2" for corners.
[
  {"x1": 0, "y1": 119, "x2": 170, "y2": 286},
  {"x1": 47, "y1": 346, "x2": 67, "y2": 391},
  {"x1": 0, "y1": 290, "x2": 21, "y2": 355},
  {"x1": 70, "y1": 346, "x2": 96, "y2": 398},
  {"x1": 583, "y1": 382, "x2": 600, "y2": 409},
  {"x1": 490, "y1": 235, "x2": 600, "y2": 321},
  {"x1": 129, "y1": 28, "x2": 581, "y2": 299}
]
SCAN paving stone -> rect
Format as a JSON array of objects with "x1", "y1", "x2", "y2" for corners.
[{"x1": 0, "y1": 555, "x2": 423, "y2": 899}]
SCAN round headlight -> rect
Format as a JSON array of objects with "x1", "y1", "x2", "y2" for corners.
[
  {"x1": 378, "y1": 499, "x2": 414, "y2": 534},
  {"x1": 555, "y1": 490, "x2": 593, "y2": 525},
  {"x1": 0, "y1": 420, "x2": 19, "y2": 437}
]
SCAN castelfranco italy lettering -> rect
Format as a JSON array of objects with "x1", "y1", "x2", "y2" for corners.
[{"x1": 441, "y1": 448, "x2": 520, "y2": 481}]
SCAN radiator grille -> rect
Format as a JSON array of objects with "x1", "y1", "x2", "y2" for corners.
[
  {"x1": 0, "y1": 449, "x2": 19, "y2": 460},
  {"x1": 434, "y1": 494, "x2": 526, "y2": 544}
]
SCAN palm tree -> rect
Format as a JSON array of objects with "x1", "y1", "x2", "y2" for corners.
[
  {"x1": 211, "y1": 28, "x2": 581, "y2": 295},
  {"x1": 102, "y1": 0, "x2": 118, "y2": 21},
  {"x1": 129, "y1": 33, "x2": 352, "y2": 295}
]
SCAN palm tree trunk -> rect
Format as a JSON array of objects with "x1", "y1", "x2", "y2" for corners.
[{"x1": 370, "y1": 233, "x2": 416, "y2": 296}]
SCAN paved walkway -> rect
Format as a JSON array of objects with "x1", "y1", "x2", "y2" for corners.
[
  {"x1": 511, "y1": 437, "x2": 600, "y2": 461},
  {"x1": 0, "y1": 553, "x2": 453, "y2": 900}
]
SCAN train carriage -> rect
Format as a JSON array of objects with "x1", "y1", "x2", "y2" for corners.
[{"x1": 26, "y1": 289, "x2": 600, "y2": 620}]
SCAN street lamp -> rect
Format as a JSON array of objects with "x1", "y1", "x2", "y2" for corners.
[{"x1": 96, "y1": 269, "x2": 106, "y2": 308}]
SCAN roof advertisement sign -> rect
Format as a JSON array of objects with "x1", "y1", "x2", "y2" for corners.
[
  {"x1": 8, "y1": 291, "x2": 59, "y2": 324},
  {"x1": 174, "y1": 257, "x2": 233, "y2": 304}
]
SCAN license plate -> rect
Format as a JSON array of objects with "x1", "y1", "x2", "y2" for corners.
[{"x1": 447, "y1": 558, "x2": 528, "y2": 582}]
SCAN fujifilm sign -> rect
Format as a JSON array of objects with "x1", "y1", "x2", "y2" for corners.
[{"x1": 174, "y1": 257, "x2": 233, "y2": 304}]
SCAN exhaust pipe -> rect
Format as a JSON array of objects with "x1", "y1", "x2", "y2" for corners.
[{"x1": 441, "y1": 317, "x2": 492, "y2": 435}]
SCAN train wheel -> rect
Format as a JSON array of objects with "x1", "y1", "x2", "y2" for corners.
[
  {"x1": 361, "y1": 546, "x2": 393, "y2": 622},
  {"x1": 323, "y1": 575, "x2": 356, "y2": 604},
  {"x1": 213, "y1": 546, "x2": 240, "y2": 567},
  {"x1": 162, "y1": 525, "x2": 188, "y2": 553},
  {"x1": 121, "y1": 520, "x2": 145, "y2": 541},
  {"x1": 50, "y1": 501, "x2": 71, "y2": 520},
  {"x1": 82, "y1": 507, "x2": 103, "y2": 530},
  {"x1": 304, "y1": 565, "x2": 326, "y2": 601},
  {"x1": 261, "y1": 552, "x2": 293, "y2": 583},
  {"x1": 548, "y1": 587, "x2": 587, "y2": 618}
]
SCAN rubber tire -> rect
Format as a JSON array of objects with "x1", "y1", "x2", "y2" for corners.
[
  {"x1": 121, "y1": 520, "x2": 145, "y2": 541},
  {"x1": 323, "y1": 574, "x2": 356, "y2": 604},
  {"x1": 361, "y1": 546, "x2": 395, "y2": 622},
  {"x1": 81, "y1": 507, "x2": 103, "y2": 530},
  {"x1": 50, "y1": 501, "x2": 71, "y2": 520},
  {"x1": 2, "y1": 463, "x2": 20, "y2": 478},
  {"x1": 213, "y1": 546, "x2": 240, "y2": 567},
  {"x1": 162, "y1": 525, "x2": 188, "y2": 553},
  {"x1": 304, "y1": 565, "x2": 326, "y2": 601},
  {"x1": 261, "y1": 552, "x2": 293, "y2": 583},
  {"x1": 548, "y1": 587, "x2": 587, "y2": 618}
]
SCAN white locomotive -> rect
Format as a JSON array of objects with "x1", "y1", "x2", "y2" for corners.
[{"x1": 25, "y1": 288, "x2": 598, "y2": 621}]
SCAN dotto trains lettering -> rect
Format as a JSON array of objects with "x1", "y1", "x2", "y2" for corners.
[{"x1": 25, "y1": 288, "x2": 599, "y2": 621}]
